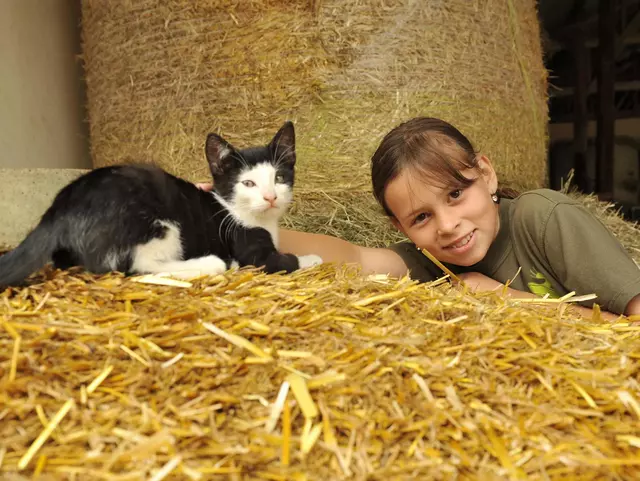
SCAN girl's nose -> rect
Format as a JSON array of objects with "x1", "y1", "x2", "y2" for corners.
[{"x1": 436, "y1": 211, "x2": 460, "y2": 235}]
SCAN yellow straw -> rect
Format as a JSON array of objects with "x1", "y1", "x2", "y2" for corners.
[{"x1": 420, "y1": 247, "x2": 461, "y2": 283}]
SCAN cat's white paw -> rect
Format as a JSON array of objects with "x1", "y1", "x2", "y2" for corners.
[
  {"x1": 166, "y1": 270, "x2": 204, "y2": 280},
  {"x1": 163, "y1": 255, "x2": 228, "y2": 279},
  {"x1": 194, "y1": 255, "x2": 228, "y2": 274},
  {"x1": 297, "y1": 254, "x2": 323, "y2": 269}
]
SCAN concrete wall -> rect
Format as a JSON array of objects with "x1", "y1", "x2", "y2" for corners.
[
  {"x1": 0, "y1": 0, "x2": 90, "y2": 170},
  {"x1": 0, "y1": 168, "x2": 88, "y2": 248}
]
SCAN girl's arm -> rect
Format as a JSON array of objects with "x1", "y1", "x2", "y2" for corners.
[
  {"x1": 278, "y1": 229, "x2": 410, "y2": 278},
  {"x1": 458, "y1": 271, "x2": 627, "y2": 321}
]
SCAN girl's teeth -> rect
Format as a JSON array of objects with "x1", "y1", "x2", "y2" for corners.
[{"x1": 452, "y1": 232, "x2": 472, "y2": 248}]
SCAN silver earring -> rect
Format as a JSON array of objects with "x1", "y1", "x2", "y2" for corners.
[{"x1": 491, "y1": 193, "x2": 499, "y2": 203}]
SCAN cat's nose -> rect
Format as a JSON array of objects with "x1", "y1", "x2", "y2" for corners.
[{"x1": 263, "y1": 193, "x2": 277, "y2": 205}]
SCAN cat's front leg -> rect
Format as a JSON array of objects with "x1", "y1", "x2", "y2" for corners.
[
  {"x1": 233, "y1": 228, "x2": 322, "y2": 274},
  {"x1": 257, "y1": 252, "x2": 322, "y2": 274}
]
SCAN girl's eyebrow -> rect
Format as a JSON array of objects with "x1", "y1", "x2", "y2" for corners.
[{"x1": 403, "y1": 202, "x2": 431, "y2": 221}]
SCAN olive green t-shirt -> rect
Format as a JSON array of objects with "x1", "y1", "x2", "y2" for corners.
[{"x1": 388, "y1": 189, "x2": 640, "y2": 315}]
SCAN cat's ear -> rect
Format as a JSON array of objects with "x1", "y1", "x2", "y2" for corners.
[
  {"x1": 269, "y1": 121, "x2": 296, "y2": 166},
  {"x1": 205, "y1": 133, "x2": 238, "y2": 176}
]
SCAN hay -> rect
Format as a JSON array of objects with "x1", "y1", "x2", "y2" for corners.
[
  {"x1": 1, "y1": 263, "x2": 640, "y2": 480},
  {"x1": 80, "y1": 0, "x2": 548, "y2": 192},
  {"x1": 282, "y1": 190, "x2": 404, "y2": 249}
]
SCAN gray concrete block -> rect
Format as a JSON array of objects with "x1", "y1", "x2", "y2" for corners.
[{"x1": 0, "y1": 168, "x2": 88, "y2": 248}]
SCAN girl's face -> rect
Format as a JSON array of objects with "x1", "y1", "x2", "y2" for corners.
[{"x1": 385, "y1": 155, "x2": 500, "y2": 267}]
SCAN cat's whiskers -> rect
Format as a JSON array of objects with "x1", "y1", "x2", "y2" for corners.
[
  {"x1": 207, "y1": 202, "x2": 229, "y2": 222},
  {"x1": 217, "y1": 213, "x2": 228, "y2": 241},
  {"x1": 218, "y1": 212, "x2": 237, "y2": 242},
  {"x1": 225, "y1": 216, "x2": 241, "y2": 243}
]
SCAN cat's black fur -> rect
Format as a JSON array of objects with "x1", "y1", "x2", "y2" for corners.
[{"x1": 0, "y1": 122, "x2": 306, "y2": 288}]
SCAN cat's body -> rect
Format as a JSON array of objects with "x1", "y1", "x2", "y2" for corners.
[{"x1": 0, "y1": 121, "x2": 321, "y2": 287}]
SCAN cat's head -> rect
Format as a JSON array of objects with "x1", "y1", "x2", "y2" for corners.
[{"x1": 205, "y1": 121, "x2": 296, "y2": 224}]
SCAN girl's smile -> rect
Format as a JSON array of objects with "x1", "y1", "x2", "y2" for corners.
[{"x1": 443, "y1": 229, "x2": 476, "y2": 252}]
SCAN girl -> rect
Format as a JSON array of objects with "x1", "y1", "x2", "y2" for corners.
[{"x1": 200, "y1": 117, "x2": 640, "y2": 320}]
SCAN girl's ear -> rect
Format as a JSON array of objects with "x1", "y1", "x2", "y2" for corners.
[{"x1": 476, "y1": 155, "x2": 498, "y2": 193}]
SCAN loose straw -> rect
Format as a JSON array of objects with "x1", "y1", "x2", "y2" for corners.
[{"x1": 18, "y1": 399, "x2": 74, "y2": 470}]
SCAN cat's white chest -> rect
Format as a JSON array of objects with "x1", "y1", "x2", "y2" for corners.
[{"x1": 263, "y1": 222, "x2": 279, "y2": 249}]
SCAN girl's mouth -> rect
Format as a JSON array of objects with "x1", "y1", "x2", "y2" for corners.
[{"x1": 444, "y1": 230, "x2": 476, "y2": 252}]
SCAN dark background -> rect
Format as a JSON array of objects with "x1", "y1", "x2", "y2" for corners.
[{"x1": 540, "y1": 0, "x2": 640, "y2": 221}]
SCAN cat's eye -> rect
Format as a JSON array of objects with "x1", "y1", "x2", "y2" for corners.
[
  {"x1": 242, "y1": 180, "x2": 256, "y2": 188},
  {"x1": 275, "y1": 174, "x2": 285, "y2": 184}
]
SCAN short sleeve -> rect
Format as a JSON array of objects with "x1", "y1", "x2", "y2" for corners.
[
  {"x1": 387, "y1": 242, "x2": 444, "y2": 283},
  {"x1": 542, "y1": 202, "x2": 640, "y2": 315}
]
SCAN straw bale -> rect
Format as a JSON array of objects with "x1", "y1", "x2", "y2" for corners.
[
  {"x1": 282, "y1": 190, "x2": 404, "y2": 249},
  {"x1": 1, "y1": 262, "x2": 640, "y2": 480},
  {"x1": 80, "y1": 0, "x2": 548, "y2": 192}
]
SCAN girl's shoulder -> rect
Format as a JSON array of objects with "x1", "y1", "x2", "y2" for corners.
[
  {"x1": 509, "y1": 188, "x2": 582, "y2": 224},
  {"x1": 508, "y1": 188, "x2": 601, "y2": 242},
  {"x1": 512, "y1": 188, "x2": 580, "y2": 208}
]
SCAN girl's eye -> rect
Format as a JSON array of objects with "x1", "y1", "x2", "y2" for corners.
[
  {"x1": 242, "y1": 180, "x2": 256, "y2": 188},
  {"x1": 413, "y1": 213, "x2": 429, "y2": 225},
  {"x1": 450, "y1": 189, "x2": 463, "y2": 199},
  {"x1": 275, "y1": 174, "x2": 285, "y2": 183}
]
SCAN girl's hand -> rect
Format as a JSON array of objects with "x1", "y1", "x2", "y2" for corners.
[
  {"x1": 625, "y1": 294, "x2": 640, "y2": 317},
  {"x1": 456, "y1": 272, "x2": 504, "y2": 293},
  {"x1": 196, "y1": 182, "x2": 213, "y2": 191}
]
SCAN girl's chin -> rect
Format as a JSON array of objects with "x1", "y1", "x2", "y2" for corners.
[{"x1": 447, "y1": 257, "x2": 481, "y2": 267}]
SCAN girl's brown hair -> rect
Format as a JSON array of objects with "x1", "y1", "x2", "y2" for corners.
[{"x1": 370, "y1": 117, "x2": 518, "y2": 217}]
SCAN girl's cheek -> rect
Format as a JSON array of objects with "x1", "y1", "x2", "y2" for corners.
[{"x1": 415, "y1": 230, "x2": 436, "y2": 250}]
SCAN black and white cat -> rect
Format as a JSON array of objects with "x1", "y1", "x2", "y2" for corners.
[{"x1": 0, "y1": 121, "x2": 322, "y2": 287}]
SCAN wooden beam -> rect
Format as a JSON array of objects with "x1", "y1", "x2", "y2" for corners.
[
  {"x1": 550, "y1": 108, "x2": 640, "y2": 124},
  {"x1": 572, "y1": 32, "x2": 590, "y2": 192},
  {"x1": 588, "y1": 9, "x2": 640, "y2": 90},
  {"x1": 550, "y1": 80, "x2": 640, "y2": 97},
  {"x1": 551, "y1": 0, "x2": 640, "y2": 34},
  {"x1": 586, "y1": 33, "x2": 640, "y2": 47},
  {"x1": 596, "y1": 0, "x2": 616, "y2": 195},
  {"x1": 618, "y1": 8, "x2": 640, "y2": 51}
]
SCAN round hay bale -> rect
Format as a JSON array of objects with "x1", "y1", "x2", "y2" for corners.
[
  {"x1": 81, "y1": 0, "x2": 548, "y2": 193},
  {"x1": 283, "y1": 190, "x2": 404, "y2": 248}
]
